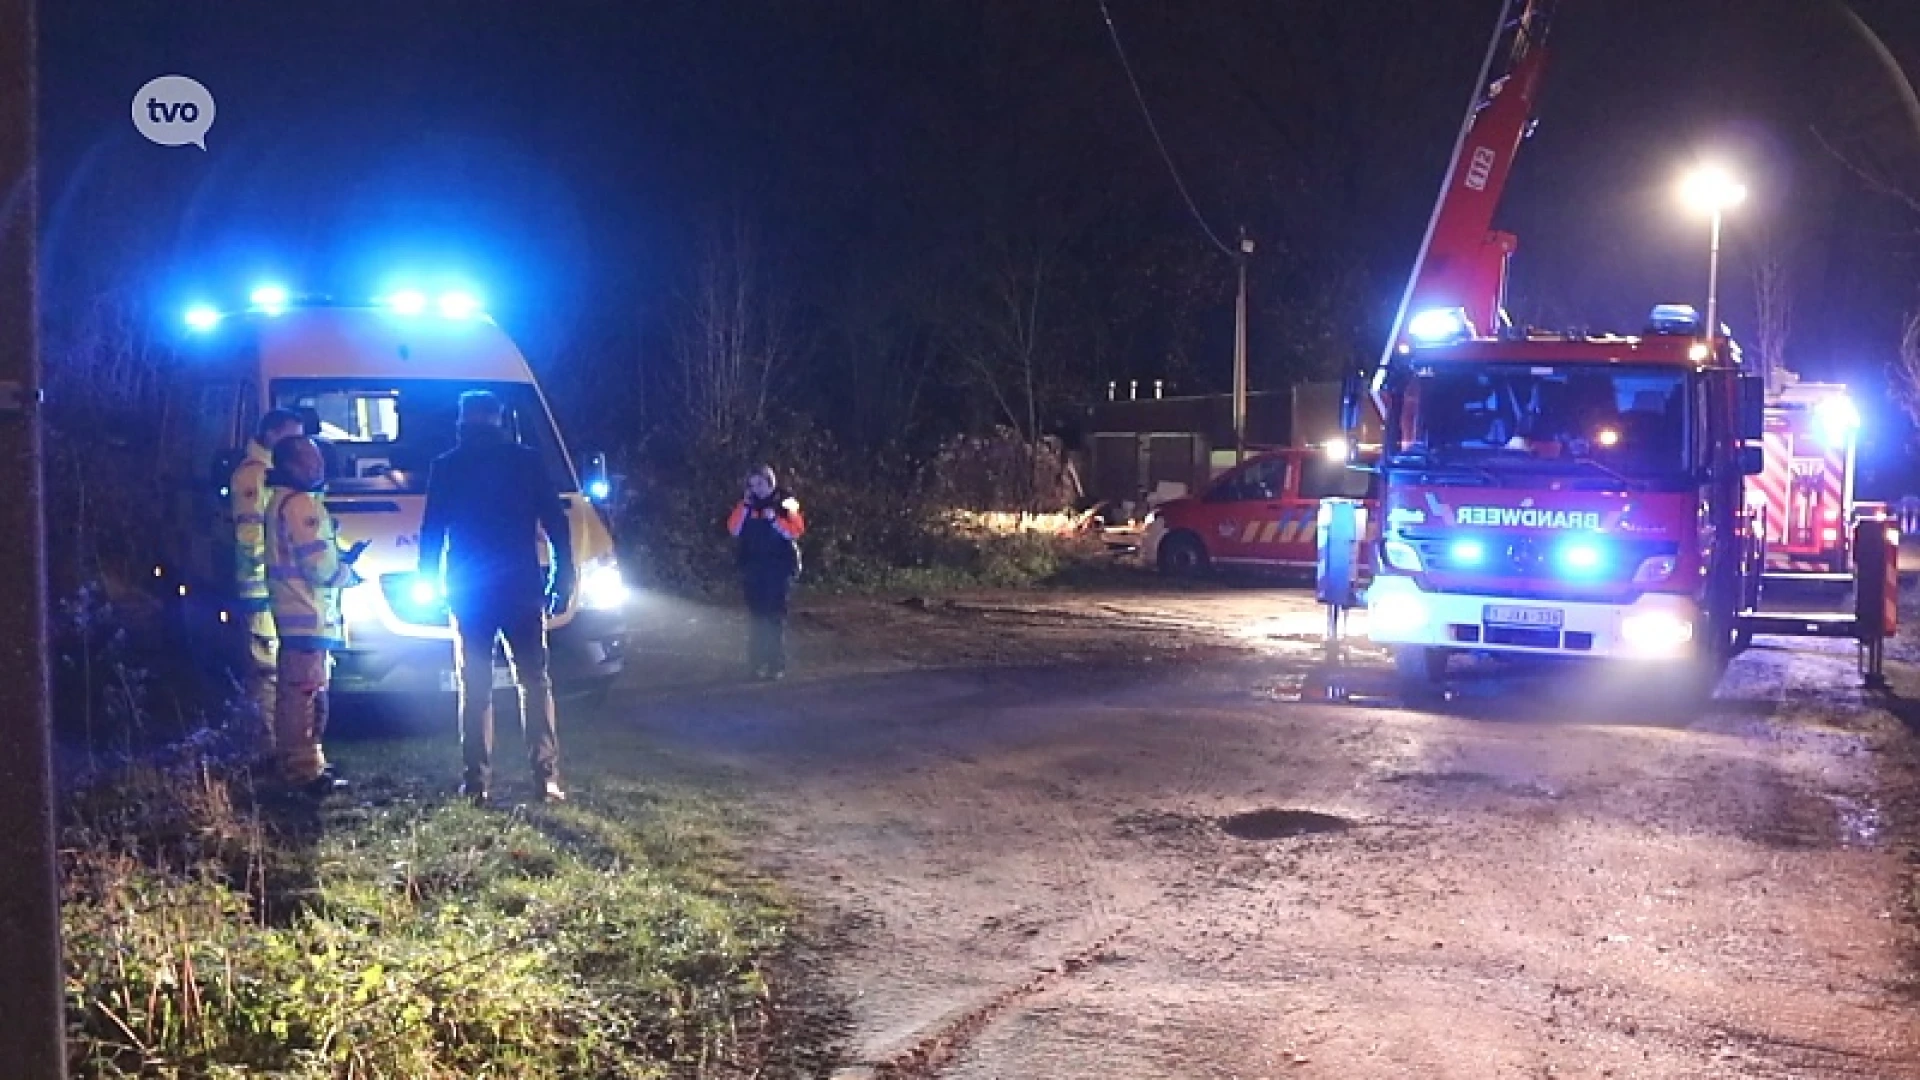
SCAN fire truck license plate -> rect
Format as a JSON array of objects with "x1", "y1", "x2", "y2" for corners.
[{"x1": 1483, "y1": 605, "x2": 1564, "y2": 628}]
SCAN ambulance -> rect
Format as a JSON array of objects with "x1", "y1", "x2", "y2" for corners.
[{"x1": 157, "y1": 286, "x2": 629, "y2": 696}]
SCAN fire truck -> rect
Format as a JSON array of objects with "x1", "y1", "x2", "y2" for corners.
[
  {"x1": 1754, "y1": 379, "x2": 1862, "y2": 577},
  {"x1": 1347, "y1": 0, "x2": 1770, "y2": 691}
]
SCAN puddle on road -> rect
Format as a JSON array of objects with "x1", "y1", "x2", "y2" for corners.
[
  {"x1": 1219, "y1": 808, "x2": 1352, "y2": 841},
  {"x1": 1381, "y1": 769, "x2": 1562, "y2": 801},
  {"x1": 1828, "y1": 793, "x2": 1884, "y2": 849}
]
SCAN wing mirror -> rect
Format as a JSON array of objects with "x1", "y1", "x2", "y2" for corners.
[
  {"x1": 1738, "y1": 374, "x2": 1765, "y2": 442},
  {"x1": 581, "y1": 451, "x2": 622, "y2": 507}
]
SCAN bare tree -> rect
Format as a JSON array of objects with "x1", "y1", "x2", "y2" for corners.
[
  {"x1": 670, "y1": 217, "x2": 794, "y2": 449},
  {"x1": 1748, "y1": 231, "x2": 1795, "y2": 394},
  {"x1": 937, "y1": 236, "x2": 1065, "y2": 508},
  {"x1": 1894, "y1": 307, "x2": 1920, "y2": 432}
]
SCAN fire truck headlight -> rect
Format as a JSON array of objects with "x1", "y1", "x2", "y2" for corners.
[
  {"x1": 580, "y1": 557, "x2": 631, "y2": 611},
  {"x1": 1621, "y1": 611, "x2": 1693, "y2": 654},
  {"x1": 1631, "y1": 555, "x2": 1678, "y2": 584},
  {"x1": 1382, "y1": 540, "x2": 1425, "y2": 573},
  {"x1": 1368, "y1": 591, "x2": 1430, "y2": 635},
  {"x1": 1815, "y1": 396, "x2": 1860, "y2": 445}
]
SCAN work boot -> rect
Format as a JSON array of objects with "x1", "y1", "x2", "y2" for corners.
[
  {"x1": 461, "y1": 781, "x2": 491, "y2": 808},
  {"x1": 538, "y1": 779, "x2": 567, "y2": 804}
]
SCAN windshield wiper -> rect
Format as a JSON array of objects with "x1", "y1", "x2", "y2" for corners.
[
  {"x1": 1566, "y1": 455, "x2": 1647, "y2": 491},
  {"x1": 1390, "y1": 449, "x2": 1500, "y2": 486}
]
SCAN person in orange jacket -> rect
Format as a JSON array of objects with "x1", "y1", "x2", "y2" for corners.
[{"x1": 726, "y1": 465, "x2": 805, "y2": 680}]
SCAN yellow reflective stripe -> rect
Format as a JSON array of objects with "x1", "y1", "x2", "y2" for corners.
[{"x1": 1241, "y1": 521, "x2": 1261, "y2": 543}]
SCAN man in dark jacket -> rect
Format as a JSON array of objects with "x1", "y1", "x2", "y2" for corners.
[
  {"x1": 418, "y1": 391, "x2": 577, "y2": 805},
  {"x1": 727, "y1": 464, "x2": 806, "y2": 680}
]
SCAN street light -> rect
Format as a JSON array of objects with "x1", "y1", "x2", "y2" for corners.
[
  {"x1": 1679, "y1": 166, "x2": 1747, "y2": 348},
  {"x1": 1233, "y1": 229, "x2": 1254, "y2": 465}
]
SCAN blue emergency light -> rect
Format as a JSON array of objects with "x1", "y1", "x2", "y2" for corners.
[
  {"x1": 1408, "y1": 307, "x2": 1474, "y2": 344},
  {"x1": 1815, "y1": 395, "x2": 1860, "y2": 445},
  {"x1": 1646, "y1": 304, "x2": 1701, "y2": 335}
]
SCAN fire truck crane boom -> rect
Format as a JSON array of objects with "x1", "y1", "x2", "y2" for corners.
[{"x1": 1374, "y1": 0, "x2": 1554, "y2": 402}]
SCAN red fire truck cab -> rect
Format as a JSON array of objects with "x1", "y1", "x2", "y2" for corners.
[
  {"x1": 1141, "y1": 445, "x2": 1376, "y2": 576},
  {"x1": 1364, "y1": 311, "x2": 1767, "y2": 686}
]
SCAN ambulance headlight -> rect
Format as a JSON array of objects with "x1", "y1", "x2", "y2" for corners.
[
  {"x1": 1368, "y1": 591, "x2": 1430, "y2": 635},
  {"x1": 580, "y1": 557, "x2": 630, "y2": 611},
  {"x1": 408, "y1": 578, "x2": 441, "y2": 607},
  {"x1": 1815, "y1": 396, "x2": 1859, "y2": 445},
  {"x1": 1620, "y1": 611, "x2": 1693, "y2": 654},
  {"x1": 1382, "y1": 539, "x2": 1425, "y2": 572},
  {"x1": 184, "y1": 305, "x2": 221, "y2": 331}
]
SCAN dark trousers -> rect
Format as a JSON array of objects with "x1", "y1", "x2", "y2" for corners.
[
  {"x1": 450, "y1": 601, "x2": 558, "y2": 789},
  {"x1": 742, "y1": 568, "x2": 792, "y2": 673}
]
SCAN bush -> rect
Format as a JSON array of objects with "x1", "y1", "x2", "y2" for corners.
[{"x1": 617, "y1": 421, "x2": 1097, "y2": 595}]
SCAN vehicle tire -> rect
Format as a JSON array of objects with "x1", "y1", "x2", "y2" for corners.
[
  {"x1": 1393, "y1": 646, "x2": 1448, "y2": 698},
  {"x1": 1156, "y1": 532, "x2": 1210, "y2": 578}
]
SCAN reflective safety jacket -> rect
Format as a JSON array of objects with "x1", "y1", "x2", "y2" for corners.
[
  {"x1": 266, "y1": 481, "x2": 361, "y2": 651},
  {"x1": 728, "y1": 490, "x2": 806, "y2": 577},
  {"x1": 229, "y1": 440, "x2": 274, "y2": 613}
]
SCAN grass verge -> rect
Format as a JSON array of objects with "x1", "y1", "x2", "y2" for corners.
[{"x1": 63, "y1": 730, "x2": 794, "y2": 1079}]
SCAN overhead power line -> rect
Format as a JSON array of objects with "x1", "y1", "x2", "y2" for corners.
[{"x1": 1097, "y1": 0, "x2": 1237, "y2": 259}]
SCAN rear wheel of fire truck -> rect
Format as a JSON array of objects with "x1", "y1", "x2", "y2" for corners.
[
  {"x1": 1157, "y1": 532, "x2": 1210, "y2": 578},
  {"x1": 1392, "y1": 647, "x2": 1448, "y2": 699}
]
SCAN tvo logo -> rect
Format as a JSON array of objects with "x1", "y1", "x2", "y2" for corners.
[{"x1": 132, "y1": 75, "x2": 216, "y2": 150}]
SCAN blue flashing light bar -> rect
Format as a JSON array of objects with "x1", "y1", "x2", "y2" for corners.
[
  {"x1": 1408, "y1": 306, "x2": 1474, "y2": 344},
  {"x1": 1449, "y1": 539, "x2": 1486, "y2": 566},
  {"x1": 183, "y1": 305, "x2": 221, "y2": 331},
  {"x1": 249, "y1": 284, "x2": 290, "y2": 314}
]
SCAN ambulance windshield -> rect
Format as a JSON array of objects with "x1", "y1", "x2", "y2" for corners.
[
  {"x1": 270, "y1": 379, "x2": 576, "y2": 495},
  {"x1": 1395, "y1": 363, "x2": 1693, "y2": 488}
]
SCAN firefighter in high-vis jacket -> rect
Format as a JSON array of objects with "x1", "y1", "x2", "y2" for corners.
[
  {"x1": 727, "y1": 464, "x2": 806, "y2": 680},
  {"x1": 230, "y1": 409, "x2": 305, "y2": 747},
  {"x1": 264, "y1": 435, "x2": 366, "y2": 794}
]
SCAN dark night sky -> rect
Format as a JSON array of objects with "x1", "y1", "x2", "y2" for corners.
[{"x1": 34, "y1": 1, "x2": 1920, "y2": 455}]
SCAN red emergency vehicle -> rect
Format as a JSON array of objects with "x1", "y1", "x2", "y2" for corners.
[
  {"x1": 1350, "y1": 0, "x2": 1768, "y2": 690},
  {"x1": 1753, "y1": 381, "x2": 1861, "y2": 576},
  {"x1": 1142, "y1": 446, "x2": 1372, "y2": 576}
]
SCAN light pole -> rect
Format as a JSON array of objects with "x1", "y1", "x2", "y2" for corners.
[
  {"x1": 0, "y1": 0, "x2": 65, "y2": 1075},
  {"x1": 1233, "y1": 229, "x2": 1253, "y2": 465},
  {"x1": 1679, "y1": 166, "x2": 1748, "y2": 346}
]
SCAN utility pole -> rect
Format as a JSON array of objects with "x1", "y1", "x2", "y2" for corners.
[
  {"x1": 1232, "y1": 228, "x2": 1253, "y2": 465},
  {"x1": 0, "y1": 0, "x2": 66, "y2": 1075}
]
